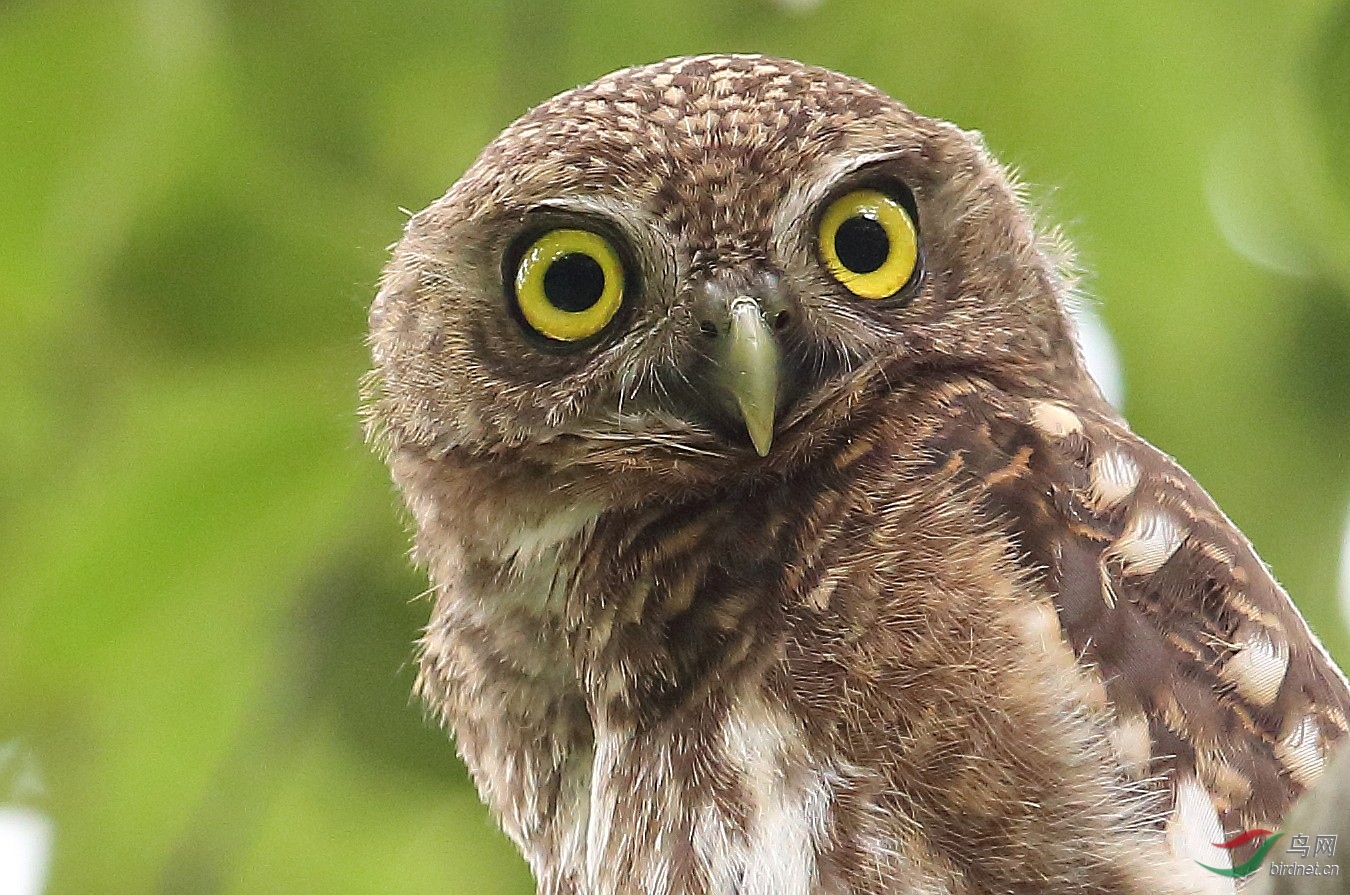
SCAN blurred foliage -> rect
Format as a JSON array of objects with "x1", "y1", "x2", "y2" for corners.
[{"x1": 2, "y1": 1, "x2": 1349, "y2": 893}]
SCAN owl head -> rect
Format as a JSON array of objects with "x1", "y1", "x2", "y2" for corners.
[{"x1": 366, "y1": 54, "x2": 1096, "y2": 498}]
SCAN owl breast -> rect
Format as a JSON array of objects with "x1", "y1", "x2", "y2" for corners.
[{"x1": 408, "y1": 379, "x2": 1200, "y2": 895}]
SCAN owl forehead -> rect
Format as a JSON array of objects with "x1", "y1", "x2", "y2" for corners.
[{"x1": 456, "y1": 55, "x2": 919, "y2": 256}]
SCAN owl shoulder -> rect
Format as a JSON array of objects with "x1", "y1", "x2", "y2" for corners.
[{"x1": 906, "y1": 375, "x2": 1350, "y2": 831}]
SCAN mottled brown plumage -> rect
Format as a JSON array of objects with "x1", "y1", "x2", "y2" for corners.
[{"x1": 364, "y1": 55, "x2": 1349, "y2": 895}]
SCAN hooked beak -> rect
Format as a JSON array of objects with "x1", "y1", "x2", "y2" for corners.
[{"x1": 710, "y1": 296, "x2": 781, "y2": 456}]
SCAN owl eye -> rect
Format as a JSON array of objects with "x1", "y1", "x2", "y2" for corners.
[
  {"x1": 513, "y1": 228, "x2": 625, "y2": 342},
  {"x1": 818, "y1": 188, "x2": 918, "y2": 300}
]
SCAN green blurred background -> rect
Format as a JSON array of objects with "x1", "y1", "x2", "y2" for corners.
[{"x1": 2, "y1": 1, "x2": 1349, "y2": 893}]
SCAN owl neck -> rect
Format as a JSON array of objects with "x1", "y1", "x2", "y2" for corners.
[{"x1": 404, "y1": 435, "x2": 857, "y2": 893}]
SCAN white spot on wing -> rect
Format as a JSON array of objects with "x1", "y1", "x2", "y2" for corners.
[
  {"x1": 1219, "y1": 629, "x2": 1289, "y2": 707},
  {"x1": 1276, "y1": 714, "x2": 1326, "y2": 787},
  {"x1": 1029, "y1": 401, "x2": 1084, "y2": 438},
  {"x1": 1111, "y1": 509, "x2": 1188, "y2": 576},
  {"x1": 1087, "y1": 449, "x2": 1141, "y2": 511},
  {"x1": 1166, "y1": 775, "x2": 1234, "y2": 895}
]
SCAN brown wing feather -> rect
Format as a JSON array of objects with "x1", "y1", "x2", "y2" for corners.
[{"x1": 919, "y1": 378, "x2": 1350, "y2": 846}]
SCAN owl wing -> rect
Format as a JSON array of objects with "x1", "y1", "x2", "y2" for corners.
[{"x1": 917, "y1": 377, "x2": 1350, "y2": 859}]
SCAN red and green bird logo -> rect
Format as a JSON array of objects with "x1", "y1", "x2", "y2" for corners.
[{"x1": 1197, "y1": 830, "x2": 1283, "y2": 878}]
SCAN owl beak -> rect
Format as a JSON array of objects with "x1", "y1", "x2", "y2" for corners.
[{"x1": 721, "y1": 298, "x2": 780, "y2": 456}]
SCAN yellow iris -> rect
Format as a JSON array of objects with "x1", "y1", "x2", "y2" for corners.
[
  {"x1": 818, "y1": 188, "x2": 918, "y2": 299},
  {"x1": 514, "y1": 229, "x2": 625, "y2": 341}
]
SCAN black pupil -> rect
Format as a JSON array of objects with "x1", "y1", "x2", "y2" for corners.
[
  {"x1": 835, "y1": 215, "x2": 890, "y2": 274},
  {"x1": 543, "y1": 252, "x2": 606, "y2": 313}
]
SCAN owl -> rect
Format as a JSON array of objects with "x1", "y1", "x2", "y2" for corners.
[{"x1": 364, "y1": 55, "x2": 1350, "y2": 895}]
